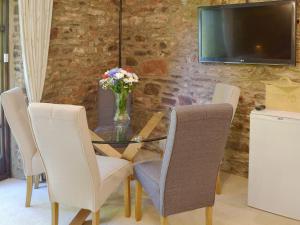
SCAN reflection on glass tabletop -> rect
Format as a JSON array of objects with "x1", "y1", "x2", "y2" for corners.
[{"x1": 92, "y1": 111, "x2": 168, "y2": 146}]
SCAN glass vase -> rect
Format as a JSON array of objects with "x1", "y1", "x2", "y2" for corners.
[{"x1": 114, "y1": 91, "x2": 130, "y2": 124}]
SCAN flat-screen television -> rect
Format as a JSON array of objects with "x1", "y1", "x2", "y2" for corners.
[{"x1": 199, "y1": 0, "x2": 296, "y2": 65}]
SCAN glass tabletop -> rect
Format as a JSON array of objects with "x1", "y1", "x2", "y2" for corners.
[{"x1": 92, "y1": 111, "x2": 168, "y2": 147}]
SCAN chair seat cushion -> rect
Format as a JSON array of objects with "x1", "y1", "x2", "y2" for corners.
[
  {"x1": 134, "y1": 160, "x2": 162, "y2": 211},
  {"x1": 96, "y1": 156, "x2": 132, "y2": 206},
  {"x1": 31, "y1": 152, "x2": 45, "y2": 175}
]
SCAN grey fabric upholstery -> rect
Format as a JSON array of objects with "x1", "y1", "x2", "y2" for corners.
[
  {"x1": 134, "y1": 104, "x2": 233, "y2": 217},
  {"x1": 134, "y1": 160, "x2": 162, "y2": 210}
]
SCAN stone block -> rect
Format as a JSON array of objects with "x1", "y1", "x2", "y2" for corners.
[{"x1": 141, "y1": 59, "x2": 168, "y2": 76}]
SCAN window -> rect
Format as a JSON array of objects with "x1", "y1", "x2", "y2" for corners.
[{"x1": 0, "y1": 0, "x2": 10, "y2": 181}]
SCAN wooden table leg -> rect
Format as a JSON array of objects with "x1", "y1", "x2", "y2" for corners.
[
  {"x1": 89, "y1": 130, "x2": 122, "y2": 158},
  {"x1": 122, "y1": 112, "x2": 164, "y2": 161},
  {"x1": 73, "y1": 120, "x2": 168, "y2": 225},
  {"x1": 69, "y1": 209, "x2": 91, "y2": 225},
  {"x1": 89, "y1": 112, "x2": 164, "y2": 161}
]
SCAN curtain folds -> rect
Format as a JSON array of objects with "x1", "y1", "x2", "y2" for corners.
[{"x1": 18, "y1": 0, "x2": 53, "y2": 102}]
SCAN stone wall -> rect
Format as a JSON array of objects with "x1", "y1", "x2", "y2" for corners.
[
  {"x1": 122, "y1": 0, "x2": 300, "y2": 177},
  {"x1": 10, "y1": 0, "x2": 118, "y2": 178},
  {"x1": 8, "y1": 0, "x2": 120, "y2": 178},
  {"x1": 9, "y1": 0, "x2": 24, "y2": 89},
  {"x1": 42, "y1": 0, "x2": 120, "y2": 128}
]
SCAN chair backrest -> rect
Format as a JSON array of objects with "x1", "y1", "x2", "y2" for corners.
[
  {"x1": 28, "y1": 103, "x2": 101, "y2": 211},
  {"x1": 1, "y1": 87, "x2": 37, "y2": 176},
  {"x1": 160, "y1": 104, "x2": 233, "y2": 216},
  {"x1": 96, "y1": 88, "x2": 131, "y2": 130},
  {"x1": 212, "y1": 83, "x2": 240, "y2": 121}
]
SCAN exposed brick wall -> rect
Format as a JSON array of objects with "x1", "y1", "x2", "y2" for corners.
[
  {"x1": 122, "y1": 0, "x2": 300, "y2": 177},
  {"x1": 8, "y1": 0, "x2": 120, "y2": 178},
  {"x1": 42, "y1": 0, "x2": 120, "y2": 128},
  {"x1": 9, "y1": 0, "x2": 24, "y2": 89}
]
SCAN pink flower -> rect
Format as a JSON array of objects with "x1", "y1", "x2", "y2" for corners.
[{"x1": 102, "y1": 73, "x2": 109, "y2": 79}]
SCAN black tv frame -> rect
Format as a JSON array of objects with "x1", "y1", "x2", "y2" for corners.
[{"x1": 198, "y1": 0, "x2": 297, "y2": 66}]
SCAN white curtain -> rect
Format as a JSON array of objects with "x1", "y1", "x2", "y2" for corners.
[{"x1": 18, "y1": 0, "x2": 53, "y2": 102}]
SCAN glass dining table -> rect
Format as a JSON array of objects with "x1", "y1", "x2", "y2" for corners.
[
  {"x1": 70, "y1": 111, "x2": 168, "y2": 225},
  {"x1": 90, "y1": 111, "x2": 168, "y2": 161}
]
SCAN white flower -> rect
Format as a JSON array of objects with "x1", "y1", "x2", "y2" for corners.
[
  {"x1": 125, "y1": 72, "x2": 133, "y2": 78},
  {"x1": 132, "y1": 73, "x2": 139, "y2": 82},
  {"x1": 100, "y1": 68, "x2": 139, "y2": 92},
  {"x1": 115, "y1": 72, "x2": 124, "y2": 79},
  {"x1": 120, "y1": 69, "x2": 127, "y2": 74},
  {"x1": 99, "y1": 78, "x2": 108, "y2": 84},
  {"x1": 124, "y1": 78, "x2": 130, "y2": 83}
]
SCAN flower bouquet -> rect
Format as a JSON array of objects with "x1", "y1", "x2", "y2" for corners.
[{"x1": 100, "y1": 67, "x2": 139, "y2": 123}]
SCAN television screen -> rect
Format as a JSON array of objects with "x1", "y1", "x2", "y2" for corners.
[{"x1": 199, "y1": 0, "x2": 296, "y2": 65}]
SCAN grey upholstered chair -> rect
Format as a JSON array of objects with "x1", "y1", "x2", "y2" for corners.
[{"x1": 134, "y1": 104, "x2": 233, "y2": 225}]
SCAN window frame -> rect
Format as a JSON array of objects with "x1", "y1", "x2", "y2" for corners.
[{"x1": 0, "y1": 0, "x2": 10, "y2": 181}]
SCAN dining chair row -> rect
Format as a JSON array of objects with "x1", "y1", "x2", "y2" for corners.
[
  {"x1": 1, "y1": 88, "x2": 132, "y2": 225},
  {"x1": 1, "y1": 86, "x2": 236, "y2": 225}
]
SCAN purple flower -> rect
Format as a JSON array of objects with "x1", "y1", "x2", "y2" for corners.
[{"x1": 107, "y1": 68, "x2": 121, "y2": 77}]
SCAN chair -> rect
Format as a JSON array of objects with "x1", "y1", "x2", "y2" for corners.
[
  {"x1": 28, "y1": 103, "x2": 132, "y2": 225},
  {"x1": 212, "y1": 83, "x2": 240, "y2": 121},
  {"x1": 134, "y1": 104, "x2": 233, "y2": 225},
  {"x1": 1, "y1": 87, "x2": 44, "y2": 207},
  {"x1": 212, "y1": 83, "x2": 240, "y2": 194}
]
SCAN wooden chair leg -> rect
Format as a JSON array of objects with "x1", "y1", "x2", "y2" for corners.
[
  {"x1": 135, "y1": 180, "x2": 142, "y2": 221},
  {"x1": 92, "y1": 210, "x2": 100, "y2": 225},
  {"x1": 124, "y1": 176, "x2": 131, "y2": 217},
  {"x1": 160, "y1": 216, "x2": 168, "y2": 225},
  {"x1": 34, "y1": 175, "x2": 40, "y2": 189},
  {"x1": 205, "y1": 207, "x2": 213, "y2": 225},
  {"x1": 216, "y1": 171, "x2": 222, "y2": 195},
  {"x1": 51, "y1": 202, "x2": 59, "y2": 225},
  {"x1": 160, "y1": 151, "x2": 164, "y2": 159},
  {"x1": 25, "y1": 176, "x2": 33, "y2": 207}
]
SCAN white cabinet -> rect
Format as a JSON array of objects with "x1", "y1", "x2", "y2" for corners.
[{"x1": 248, "y1": 110, "x2": 300, "y2": 220}]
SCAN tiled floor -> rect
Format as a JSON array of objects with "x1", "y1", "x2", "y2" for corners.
[{"x1": 0, "y1": 173, "x2": 299, "y2": 225}]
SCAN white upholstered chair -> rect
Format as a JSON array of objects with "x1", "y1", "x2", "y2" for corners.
[
  {"x1": 28, "y1": 103, "x2": 132, "y2": 225},
  {"x1": 212, "y1": 83, "x2": 240, "y2": 194},
  {"x1": 1, "y1": 87, "x2": 44, "y2": 207},
  {"x1": 212, "y1": 83, "x2": 240, "y2": 121}
]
